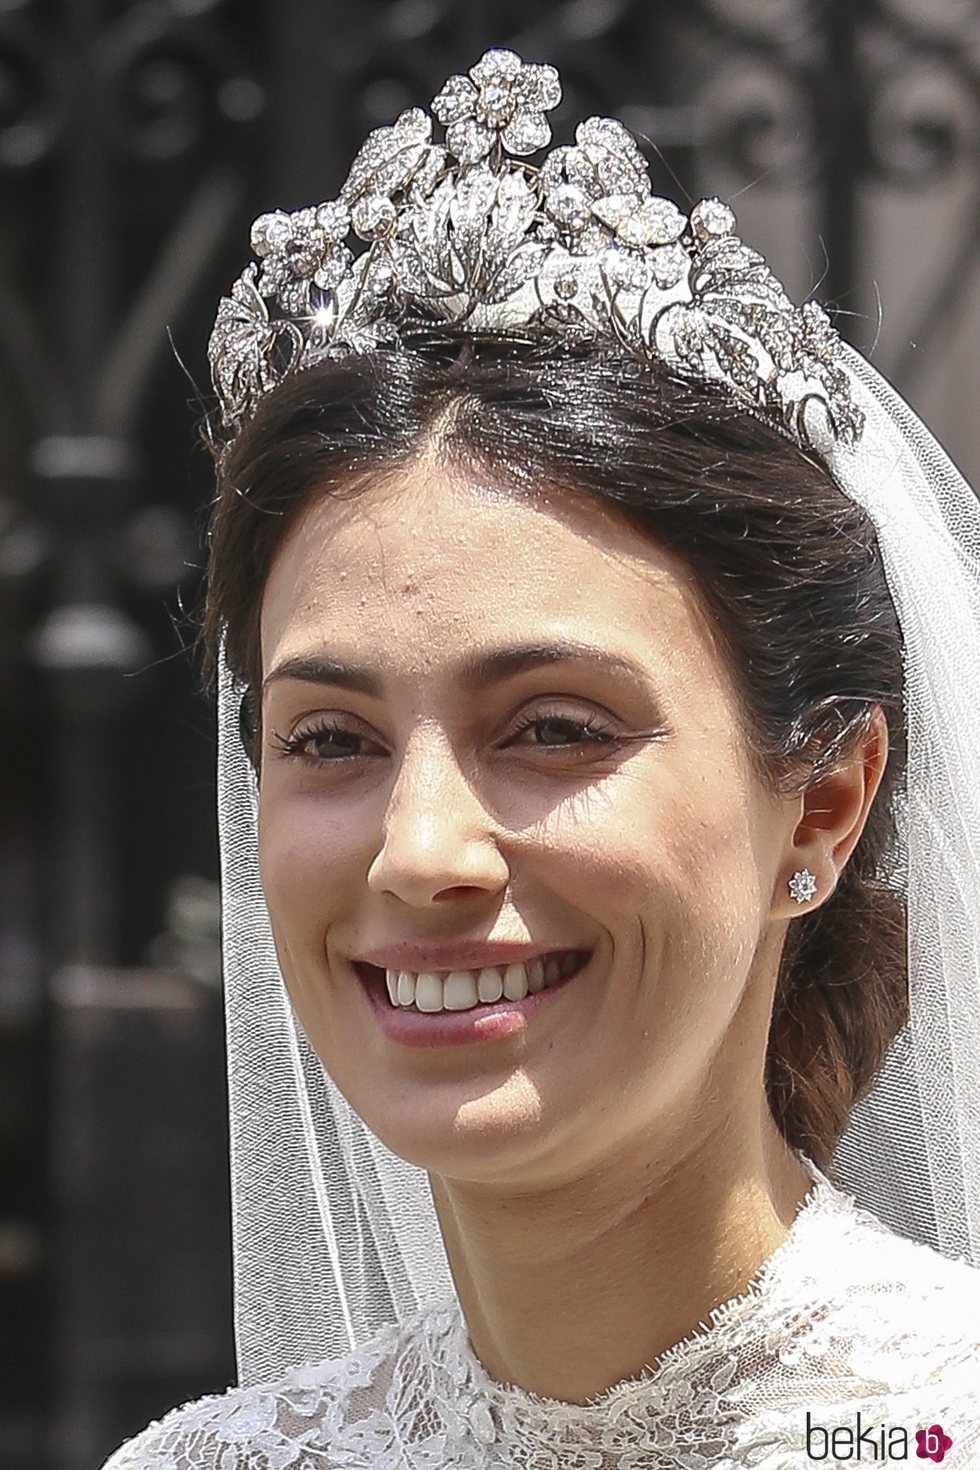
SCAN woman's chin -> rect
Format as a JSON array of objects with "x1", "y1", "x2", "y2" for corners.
[{"x1": 354, "y1": 1080, "x2": 559, "y2": 1181}]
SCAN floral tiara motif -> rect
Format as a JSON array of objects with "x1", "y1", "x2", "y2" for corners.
[{"x1": 208, "y1": 47, "x2": 864, "y2": 450}]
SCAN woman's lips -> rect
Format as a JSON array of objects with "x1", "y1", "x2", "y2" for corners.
[{"x1": 352, "y1": 950, "x2": 593, "y2": 1049}]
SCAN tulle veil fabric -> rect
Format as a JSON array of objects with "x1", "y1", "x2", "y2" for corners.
[{"x1": 216, "y1": 344, "x2": 980, "y2": 1388}]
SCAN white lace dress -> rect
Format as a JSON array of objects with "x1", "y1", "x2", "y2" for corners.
[{"x1": 102, "y1": 1161, "x2": 980, "y2": 1468}]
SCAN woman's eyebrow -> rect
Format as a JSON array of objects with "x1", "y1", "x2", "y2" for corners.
[{"x1": 261, "y1": 640, "x2": 654, "y2": 698}]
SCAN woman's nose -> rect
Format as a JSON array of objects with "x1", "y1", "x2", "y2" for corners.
[{"x1": 365, "y1": 732, "x2": 510, "y2": 906}]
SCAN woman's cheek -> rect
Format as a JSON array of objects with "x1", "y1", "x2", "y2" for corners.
[{"x1": 261, "y1": 792, "x2": 355, "y2": 906}]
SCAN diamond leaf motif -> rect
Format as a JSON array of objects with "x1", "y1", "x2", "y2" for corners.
[
  {"x1": 541, "y1": 143, "x2": 599, "y2": 200},
  {"x1": 351, "y1": 195, "x2": 397, "y2": 241},
  {"x1": 209, "y1": 265, "x2": 303, "y2": 428},
  {"x1": 340, "y1": 108, "x2": 434, "y2": 207},
  {"x1": 410, "y1": 146, "x2": 449, "y2": 201},
  {"x1": 707, "y1": 322, "x2": 764, "y2": 396},
  {"x1": 450, "y1": 164, "x2": 499, "y2": 270},
  {"x1": 484, "y1": 240, "x2": 550, "y2": 304},
  {"x1": 446, "y1": 117, "x2": 495, "y2": 165},
  {"x1": 576, "y1": 116, "x2": 651, "y2": 194},
  {"x1": 388, "y1": 239, "x2": 428, "y2": 297},
  {"x1": 411, "y1": 176, "x2": 456, "y2": 287},
  {"x1": 488, "y1": 170, "x2": 537, "y2": 260}
]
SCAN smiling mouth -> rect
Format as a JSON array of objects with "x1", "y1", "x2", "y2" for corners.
[{"x1": 354, "y1": 950, "x2": 591, "y2": 1013}]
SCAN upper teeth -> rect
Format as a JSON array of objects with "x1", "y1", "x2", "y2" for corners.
[{"x1": 384, "y1": 952, "x2": 581, "y2": 1011}]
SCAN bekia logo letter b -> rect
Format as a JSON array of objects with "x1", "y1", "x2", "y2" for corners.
[{"x1": 915, "y1": 1423, "x2": 953, "y2": 1463}]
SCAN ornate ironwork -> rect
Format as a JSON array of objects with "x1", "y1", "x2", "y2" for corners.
[
  {"x1": 0, "y1": 1, "x2": 261, "y2": 1464},
  {"x1": 693, "y1": 0, "x2": 979, "y2": 384}
]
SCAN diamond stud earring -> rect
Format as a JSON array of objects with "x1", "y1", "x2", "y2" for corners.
[{"x1": 788, "y1": 869, "x2": 818, "y2": 904}]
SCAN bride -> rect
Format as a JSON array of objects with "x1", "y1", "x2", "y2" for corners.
[{"x1": 103, "y1": 48, "x2": 980, "y2": 1468}]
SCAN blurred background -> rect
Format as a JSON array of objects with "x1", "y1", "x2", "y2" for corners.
[{"x1": 1, "y1": 2, "x2": 978, "y2": 1466}]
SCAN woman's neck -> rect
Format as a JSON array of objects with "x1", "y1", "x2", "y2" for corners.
[{"x1": 429, "y1": 1113, "x2": 814, "y2": 1405}]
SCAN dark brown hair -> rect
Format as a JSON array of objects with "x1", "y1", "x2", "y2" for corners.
[{"x1": 199, "y1": 337, "x2": 908, "y2": 1176}]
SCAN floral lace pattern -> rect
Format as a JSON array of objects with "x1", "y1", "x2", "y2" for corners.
[{"x1": 102, "y1": 1167, "x2": 980, "y2": 1469}]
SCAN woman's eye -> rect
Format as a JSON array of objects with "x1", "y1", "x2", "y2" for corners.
[
  {"x1": 271, "y1": 721, "x2": 372, "y2": 763},
  {"x1": 508, "y1": 713, "x2": 620, "y2": 752}
]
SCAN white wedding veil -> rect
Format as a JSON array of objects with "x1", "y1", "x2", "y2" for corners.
[{"x1": 214, "y1": 341, "x2": 980, "y2": 1389}]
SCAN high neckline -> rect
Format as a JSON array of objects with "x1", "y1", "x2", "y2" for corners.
[
  {"x1": 434, "y1": 1149, "x2": 840, "y2": 1414},
  {"x1": 102, "y1": 1149, "x2": 980, "y2": 1470}
]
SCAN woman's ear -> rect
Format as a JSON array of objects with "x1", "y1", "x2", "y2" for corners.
[{"x1": 773, "y1": 705, "x2": 889, "y2": 918}]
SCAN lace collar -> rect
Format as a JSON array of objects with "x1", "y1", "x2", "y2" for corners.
[
  {"x1": 414, "y1": 1152, "x2": 848, "y2": 1448},
  {"x1": 101, "y1": 1156, "x2": 980, "y2": 1470}
]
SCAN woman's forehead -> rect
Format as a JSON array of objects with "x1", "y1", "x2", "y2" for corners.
[
  {"x1": 263, "y1": 463, "x2": 691, "y2": 615},
  {"x1": 258, "y1": 465, "x2": 732, "y2": 711}
]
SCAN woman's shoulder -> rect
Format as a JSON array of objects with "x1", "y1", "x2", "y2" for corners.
[{"x1": 98, "y1": 1310, "x2": 429, "y2": 1470}]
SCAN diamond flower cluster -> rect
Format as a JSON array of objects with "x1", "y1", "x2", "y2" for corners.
[{"x1": 208, "y1": 47, "x2": 864, "y2": 450}]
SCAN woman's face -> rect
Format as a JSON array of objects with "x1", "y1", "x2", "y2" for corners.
[{"x1": 257, "y1": 457, "x2": 801, "y2": 1186}]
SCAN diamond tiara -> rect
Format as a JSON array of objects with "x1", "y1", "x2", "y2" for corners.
[{"x1": 207, "y1": 47, "x2": 864, "y2": 450}]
